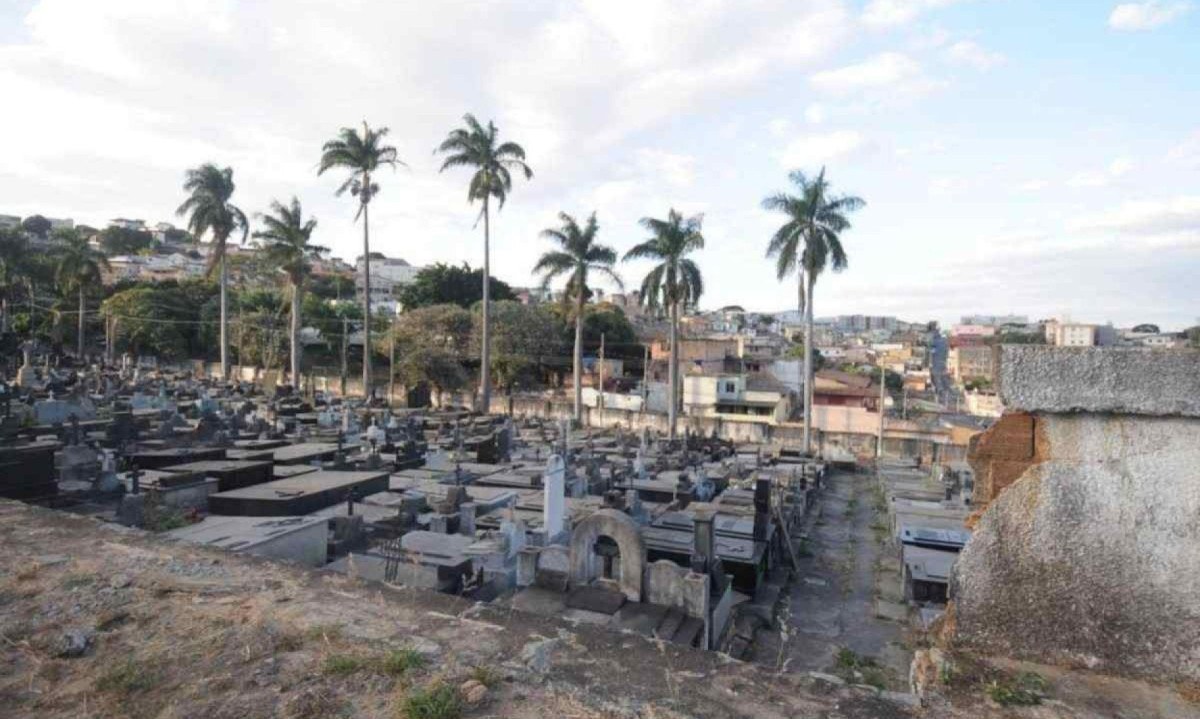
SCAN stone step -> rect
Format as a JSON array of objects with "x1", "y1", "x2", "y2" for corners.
[{"x1": 656, "y1": 607, "x2": 685, "y2": 640}]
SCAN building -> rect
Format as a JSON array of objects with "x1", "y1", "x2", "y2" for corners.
[
  {"x1": 1139, "y1": 333, "x2": 1185, "y2": 349},
  {"x1": 513, "y1": 286, "x2": 553, "y2": 305},
  {"x1": 950, "y1": 324, "x2": 996, "y2": 340},
  {"x1": 356, "y1": 255, "x2": 422, "y2": 315},
  {"x1": 109, "y1": 218, "x2": 146, "y2": 231},
  {"x1": 682, "y1": 373, "x2": 793, "y2": 424},
  {"x1": 1044, "y1": 320, "x2": 1096, "y2": 347},
  {"x1": 0, "y1": 215, "x2": 21, "y2": 230},
  {"x1": 960, "y1": 314, "x2": 1029, "y2": 327},
  {"x1": 948, "y1": 345, "x2": 998, "y2": 384}
]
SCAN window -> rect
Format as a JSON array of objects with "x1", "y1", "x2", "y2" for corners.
[{"x1": 724, "y1": 382, "x2": 736, "y2": 393}]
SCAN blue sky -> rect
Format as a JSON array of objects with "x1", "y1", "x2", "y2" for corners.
[{"x1": 0, "y1": 0, "x2": 1197, "y2": 328}]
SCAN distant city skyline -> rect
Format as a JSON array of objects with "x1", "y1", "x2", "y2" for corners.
[{"x1": 1, "y1": 0, "x2": 1197, "y2": 328}]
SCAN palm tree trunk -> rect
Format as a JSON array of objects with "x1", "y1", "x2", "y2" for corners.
[
  {"x1": 480, "y1": 196, "x2": 492, "y2": 414},
  {"x1": 573, "y1": 286, "x2": 584, "y2": 424},
  {"x1": 668, "y1": 300, "x2": 679, "y2": 440},
  {"x1": 220, "y1": 254, "x2": 229, "y2": 381},
  {"x1": 291, "y1": 283, "x2": 302, "y2": 386},
  {"x1": 77, "y1": 285, "x2": 85, "y2": 360},
  {"x1": 1, "y1": 296, "x2": 7, "y2": 334},
  {"x1": 802, "y1": 268, "x2": 816, "y2": 455},
  {"x1": 361, "y1": 197, "x2": 373, "y2": 399}
]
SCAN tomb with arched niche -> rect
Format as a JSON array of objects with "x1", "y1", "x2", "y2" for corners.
[{"x1": 568, "y1": 508, "x2": 646, "y2": 601}]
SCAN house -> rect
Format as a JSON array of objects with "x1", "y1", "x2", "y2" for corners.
[
  {"x1": 649, "y1": 335, "x2": 738, "y2": 375},
  {"x1": 109, "y1": 218, "x2": 146, "y2": 231},
  {"x1": 682, "y1": 372, "x2": 793, "y2": 424},
  {"x1": 1043, "y1": 319, "x2": 1096, "y2": 347},
  {"x1": 811, "y1": 370, "x2": 881, "y2": 411},
  {"x1": 356, "y1": 255, "x2": 422, "y2": 315},
  {"x1": 948, "y1": 345, "x2": 998, "y2": 384}
]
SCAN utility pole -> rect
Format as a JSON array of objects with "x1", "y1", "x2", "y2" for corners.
[
  {"x1": 877, "y1": 363, "x2": 886, "y2": 459},
  {"x1": 340, "y1": 315, "x2": 348, "y2": 399},
  {"x1": 388, "y1": 314, "x2": 397, "y2": 408},
  {"x1": 642, "y1": 344, "x2": 649, "y2": 409},
  {"x1": 598, "y1": 332, "x2": 605, "y2": 425}
]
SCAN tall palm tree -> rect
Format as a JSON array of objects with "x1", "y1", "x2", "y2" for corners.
[
  {"x1": 318, "y1": 121, "x2": 403, "y2": 399},
  {"x1": 533, "y1": 212, "x2": 622, "y2": 423},
  {"x1": 623, "y1": 210, "x2": 705, "y2": 440},
  {"x1": 177, "y1": 163, "x2": 248, "y2": 381},
  {"x1": 763, "y1": 167, "x2": 864, "y2": 454},
  {"x1": 0, "y1": 228, "x2": 27, "y2": 335},
  {"x1": 436, "y1": 113, "x2": 532, "y2": 413},
  {"x1": 253, "y1": 197, "x2": 327, "y2": 386},
  {"x1": 53, "y1": 229, "x2": 109, "y2": 359}
]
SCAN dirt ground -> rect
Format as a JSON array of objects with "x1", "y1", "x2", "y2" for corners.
[{"x1": 0, "y1": 499, "x2": 1195, "y2": 719}]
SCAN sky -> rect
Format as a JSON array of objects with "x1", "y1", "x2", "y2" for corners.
[{"x1": 0, "y1": 0, "x2": 1198, "y2": 329}]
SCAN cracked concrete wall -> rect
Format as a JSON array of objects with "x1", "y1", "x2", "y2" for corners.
[
  {"x1": 953, "y1": 412, "x2": 1200, "y2": 681},
  {"x1": 952, "y1": 347, "x2": 1200, "y2": 681}
]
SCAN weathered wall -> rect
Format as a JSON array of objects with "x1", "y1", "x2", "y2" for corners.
[{"x1": 952, "y1": 347, "x2": 1200, "y2": 681}]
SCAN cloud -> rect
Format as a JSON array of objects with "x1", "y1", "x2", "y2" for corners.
[
  {"x1": 1066, "y1": 157, "x2": 1135, "y2": 188},
  {"x1": 945, "y1": 40, "x2": 1005, "y2": 70},
  {"x1": 809, "y1": 52, "x2": 943, "y2": 100},
  {"x1": 1167, "y1": 130, "x2": 1200, "y2": 167},
  {"x1": 1104, "y1": 1, "x2": 1190, "y2": 29},
  {"x1": 805, "y1": 104, "x2": 828, "y2": 124},
  {"x1": 776, "y1": 130, "x2": 873, "y2": 168},
  {"x1": 1108, "y1": 1, "x2": 1192, "y2": 30},
  {"x1": 861, "y1": 0, "x2": 963, "y2": 27},
  {"x1": 1068, "y1": 195, "x2": 1200, "y2": 245},
  {"x1": 634, "y1": 149, "x2": 697, "y2": 188},
  {"x1": 1017, "y1": 179, "x2": 1050, "y2": 192}
]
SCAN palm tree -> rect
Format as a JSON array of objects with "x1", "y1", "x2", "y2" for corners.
[
  {"x1": 253, "y1": 198, "x2": 327, "y2": 387},
  {"x1": 533, "y1": 212, "x2": 622, "y2": 423},
  {"x1": 53, "y1": 229, "x2": 109, "y2": 359},
  {"x1": 436, "y1": 113, "x2": 532, "y2": 413},
  {"x1": 318, "y1": 121, "x2": 403, "y2": 399},
  {"x1": 0, "y1": 228, "x2": 27, "y2": 335},
  {"x1": 763, "y1": 167, "x2": 864, "y2": 454},
  {"x1": 176, "y1": 163, "x2": 248, "y2": 381},
  {"x1": 623, "y1": 210, "x2": 705, "y2": 440}
]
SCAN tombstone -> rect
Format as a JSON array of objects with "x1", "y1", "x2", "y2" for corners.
[
  {"x1": 633, "y1": 447, "x2": 648, "y2": 481},
  {"x1": 459, "y1": 502, "x2": 477, "y2": 536},
  {"x1": 543, "y1": 455, "x2": 566, "y2": 542},
  {"x1": 16, "y1": 340, "x2": 37, "y2": 389},
  {"x1": 752, "y1": 478, "x2": 771, "y2": 542}
]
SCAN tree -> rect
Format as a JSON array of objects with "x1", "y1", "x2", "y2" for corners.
[
  {"x1": 253, "y1": 197, "x2": 327, "y2": 385},
  {"x1": 20, "y1": 215, "x2": 51, "y2": 238},
  {"x1": 176, "y1": 163, "x2": 249, "y2": 380},
  {"x1": 53, "y1": 229, "x2": 109, "y2": 358},
  {"x1": 0, "y1": 228, "x2": 28, "y2": 334},
  {"x1": 318, "y1": 121, "x2": 403, "y2": 399},
  {"x1": 396, "y1": 262, "x2": 516, "y2": 309},
  {"x1": 437, "y1": 113, "x2": 532, "y2": 413},
  {"x1": 534, "y1": 212, "x2": 621, "y2": 422},
  {"x1": 98, "y1": 226, "x2": 155, "y2": 255},
  {"x1": 763, "y1": 168, "x2": 864, "y2": 454},
  {"x1": 387, "y1": 304, "x2": 473, "y2": 405},
  {"x1": 623, "y1": 210, "x2": 705, "y2": 439},
  {"x1": 481, "y1": 300, "x2": 566, "y2": 392}
]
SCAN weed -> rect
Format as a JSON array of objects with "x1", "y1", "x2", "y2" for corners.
[
  {"x1": 401, "y1": 681, "x2": 462, "y2": 719},
  {"x1": 324, "y1": 654, "x2": 368, "y2": 676},
  {"x1": 833, "y1": 648, "x2": 889, "y2": 690},
  {"x1": 305, "y1": 623, "x2": 344, "y2": 643},
  {"x1": 379, "y1": 649, "x2": 425, "y2": 677},
  {"x1": 986, "y1": 672, "x2": 1047, "y2": 706},
  {"x1": 144, "y1": 505, "x2": 190, "y2": 532},
  {"x1": 95, "y1": 659, "x2": 160, "y2": 694},
  {"x1": 15, "y1": 564, "x2": 39, "y2": 582},
  {"x1": 468, "y1": 665, "x2": 501, "y2": 688},
  {"x1": 61, "y1": 573, "x2": 95, "y2": 589}
]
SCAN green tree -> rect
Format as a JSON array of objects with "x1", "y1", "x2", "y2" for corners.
[
  {"x1": 534, "y1": 212, "x2": 621, "y2": 422},
  {"x1": 253, "y1": 197, "x2": 327, "y2": 384},
  {"x1": 102, "y1": 285, "x2": 200, "y2": 359},
  {"x1": 387, "y1": 304, "x2": 473, "y2": 405},
  {"x1": 396, "y1": 262, "x2": 516, "y2": 309},
  {"x1": 176, "y1": 163, "x2": 249, "y2": 380},
  {"x1": 53, "y1": 229, "x2": 110, "y2": 358},
  {"x1": 20, "y1": 215, "x2": 51, "y2": 238},
  {"x1": 318, "y1": 121, "x2": 403, "y2": 398},
  {"x1": 763, "y1": 168, "x2": 864, "y2": 454},
  {"x1": 623, "y1": 210, "x2": 705, "y2": 439},
  {"x1": 437, "y1": 113, "x2": 533, "y2": 412},
  {"x1": 480, "y1": 300, "x2": 566, "y2": 393},
  {"x1": 98, "y1": 226, "x2": 155, "y2": 255},
  {"x1": 0, "y1": 228, "x2": 28, "y2": 334}
]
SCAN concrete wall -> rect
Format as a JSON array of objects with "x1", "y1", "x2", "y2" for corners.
[{"x1": 951, "y1": 347, "x2": 1200, "y2": 682}]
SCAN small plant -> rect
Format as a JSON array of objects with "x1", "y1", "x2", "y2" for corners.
[
  {"x1": 401, "y1": 681, "x2": 462, "y2": 719},
  {"x1": 379, "y1": 649, "x2": 425, "y2": 677},
  {"x1": 468, "y1": 665, "x2": 501, "y2": 688},
  {"x1": 61, "y1": 573, "x2": 95, "y2": 589},
  {"x1": 95, "y1": 659, "x2": 160, "y2": 694},
  {"x1": 305, "y1": 623, "x2": 344, "y2": 642},
  {"x1": 986, "y1": 671, "x2": 1047, "y2": 706},
  {"x1": 833, "y1": 648, "x2": 888, "y2": 690},
  {"x1": 323, "y1": 654, "x2": 368, "y2": 675}
]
